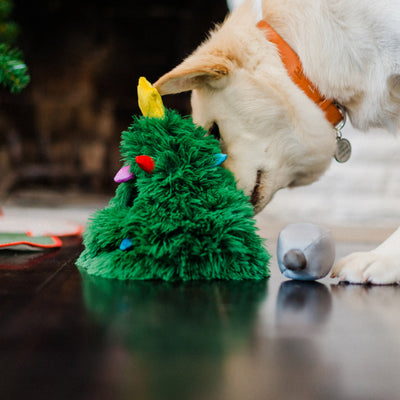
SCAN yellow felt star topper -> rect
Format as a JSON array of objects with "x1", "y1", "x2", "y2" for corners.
[{"x1": 137, "y1": 77, "x2": 165, "y2": 119}]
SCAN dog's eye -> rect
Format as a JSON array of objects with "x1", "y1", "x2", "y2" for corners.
[{"x1": 208, "y1": 122, "x2": 221, "y2": 141}]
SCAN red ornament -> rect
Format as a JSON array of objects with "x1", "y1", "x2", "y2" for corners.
[{"x1": 135, "y1": 155, "x2": 155, "y2": 173}]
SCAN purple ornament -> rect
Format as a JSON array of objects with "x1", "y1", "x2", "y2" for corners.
[{"x1": 114, "y1": 165, "x2": 134, "y2": 183}]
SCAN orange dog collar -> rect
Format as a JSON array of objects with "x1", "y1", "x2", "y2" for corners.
[{"x1": 257, "y1": 20, "x2": 344, "y2": 127}]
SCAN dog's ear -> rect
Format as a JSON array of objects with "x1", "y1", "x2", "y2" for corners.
[{"x1": 154, "y1": 54, "x2": 230, "y2": 95}]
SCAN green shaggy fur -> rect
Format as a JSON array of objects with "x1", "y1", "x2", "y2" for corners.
[{"x1": 76, "y1": 109, "x2": 270, "y2": 281}]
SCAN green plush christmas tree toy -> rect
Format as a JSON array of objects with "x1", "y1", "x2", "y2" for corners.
[{"x1": 76, "y1": 77, "x2": 270, "y2": 281}]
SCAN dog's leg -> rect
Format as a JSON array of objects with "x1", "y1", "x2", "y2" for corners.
[{"x1": 331, "y1": 227, "x2": 400, "y2": 285}]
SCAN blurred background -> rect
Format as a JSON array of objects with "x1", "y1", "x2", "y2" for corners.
[
  {"x1": 0, "y1": 0, "x2": 227, "y2": 201},
  {"x1": 0, "y1": 0, "x2": 399, "y2": 234}
]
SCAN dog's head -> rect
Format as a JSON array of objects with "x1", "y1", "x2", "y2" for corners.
[{"x1": 155, "y1": 9, "x2": 336, "y2": 213}]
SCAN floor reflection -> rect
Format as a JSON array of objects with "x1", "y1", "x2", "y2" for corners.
[
  {"x1": 220, "y1": 281, "x2": 338, "y2": 400},
  {"x1": 80, "y1": 274, "x2": 269, "y2": 400},
  {"x1": 0, "y1": 249, "x2": 61, "y2": 270},
  {"x1": 276, "y1": 281, "x2": 332, "y2": 331},
  {"x1": 331, "y1": 282, "x2": 400, "y2": 317}
]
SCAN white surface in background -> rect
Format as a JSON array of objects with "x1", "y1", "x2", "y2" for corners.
[
  {"x1": 261, "y1": 124, "x2": 400, "y2": 227},
  {"x1": 1, "y1": 206, "x2": 100, "y2": 231},
  {"x1": 0, "y1": 213, "x2": 83, "y2": 236}
]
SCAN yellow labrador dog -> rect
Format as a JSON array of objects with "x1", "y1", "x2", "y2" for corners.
[{"x1": 154, "y1": 0, "x2": 400, "y2": 284}]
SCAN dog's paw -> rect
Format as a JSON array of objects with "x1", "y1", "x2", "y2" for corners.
[
  {"x1": 331, "y1": 252, "x2": 374, "y2": 284},
  {"x1": 331, "y1": 251, "x2": 400, "y2": 285}
]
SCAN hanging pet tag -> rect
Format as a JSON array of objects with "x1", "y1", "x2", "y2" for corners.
[
  {"x1": 335, "y1": 137, "x2": 352, "y2": 163},
  {"x1": 333, "y1": 103, "x2": 351, "y2": 163}
]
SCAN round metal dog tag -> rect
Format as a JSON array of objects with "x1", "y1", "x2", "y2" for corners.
[{"x1": 335, "y1": 137, "x2": 352, "y2": 163}]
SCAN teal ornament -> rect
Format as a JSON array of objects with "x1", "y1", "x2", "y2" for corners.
[
  {"x1": 211, "y1": 153, "x2": 227, "y2": 168},
  {"x1": 120, "y1": 238, "x2": 133, "y2": 251}
]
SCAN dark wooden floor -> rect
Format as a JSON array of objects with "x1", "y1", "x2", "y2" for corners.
[{"x1": 1, "y1": 237, "x2": 400, "y2": 400}]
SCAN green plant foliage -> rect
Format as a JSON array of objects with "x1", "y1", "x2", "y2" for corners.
[
  {"x1": 0, "y1": 44, "x2": 29, "y2": 92},
  {"x1": 0, "y1": 0, "x2": 29, "y2": 93},
  {"x1": 77, "y1": 109, "x2": 270, "y2": 281}
]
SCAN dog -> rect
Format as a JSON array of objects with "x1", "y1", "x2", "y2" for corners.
[{"x1": 154, "y1": 0, "x2": 400, "y2": 284}]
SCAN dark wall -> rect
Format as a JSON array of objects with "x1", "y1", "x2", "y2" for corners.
[{"x1": 0, "y1": 0, "x2": 228, "y2": 195}]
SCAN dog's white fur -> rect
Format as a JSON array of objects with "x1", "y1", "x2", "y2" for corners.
[{"x1": 154, "y1": 0, "x2": 400, "y2": 284}]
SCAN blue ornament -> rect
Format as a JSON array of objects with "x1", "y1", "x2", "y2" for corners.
[
  {"x1": 120, "y1": 238, "x2": 133, "y2": 251},
  {"x1": 211, "y1": 153, "x2": 227, "y2": 168}
]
